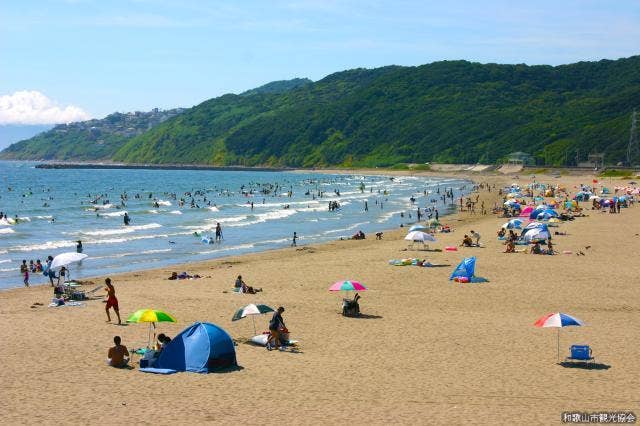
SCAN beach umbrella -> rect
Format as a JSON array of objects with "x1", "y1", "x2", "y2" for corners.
[
  {"x1": 502, "y1": 219, "x2": 522, "y2": 229},
  {"x1": 404, "y1": 231, "x2": 436, "y2": 242},
  {"x1": 534, "y1": 312, "x2": 584, "y2": 362},
  {"x1": 523, "y1": 227, "x2": 550, "y2": 242},
  {"x1": 409, "y1": 224, "x2": 428, "y2": 232},
  {"x1": 537, "y1": 210, "x2": 558, "y2": 220},
  {"x1": 329, "y1": 280, "x2": 367, "y2": 292},
  {"x1": 50, "y1": 252, "x2": 88, "y2": 269},
  {"x1": 232, "y1": 303, "x2": 274, "y2": 334},
  {"x1": 127, "y1": 308, "x2": 177, "y2": 348},
  {"x1": 523, "y1": 221, "x2": 548, "y2": 231}
]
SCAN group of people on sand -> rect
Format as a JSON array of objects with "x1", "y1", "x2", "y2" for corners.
[{"x1": 460, "y1": 230, "x2": 481, "y2": 247}]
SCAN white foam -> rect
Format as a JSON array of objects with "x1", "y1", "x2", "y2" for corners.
[
  {"x1": 147, "y1": 209, "x2": 159, "y2": 214},
  {"x1": 169, "y1": 210, "x2": 182, "y2": 215},
  {"x1": 0, "y1": 259, "x2": 11, "y2": 264},
  {"x1": 0, "y1": 267, "x2": 18, "y2": 272},
  {"x1": 82, "y1": 223, "x2": 162, "y2": 236},
  {"x1": 207, "y1": 206, "x2": 219, "y2": 212},
  {"x1": 197, "y1": 243, "x2": 256, "y2": 255},
  {"x1": 92, "y1": 204, "x2": 114, "y2": 210},
  {"x1": 17, "y1": 216, "x2": 31, "y2": 222},
  {"x1": 0, "y1": 218, "x2": 15, "y2": 226},
  {"x1": 157, "y1": 200, "x2": 172, "y2": 206},
  {"x1": 35, "y1": 215, "x2": 53, "y2": 220},
  {"x1": 91, "y1": 248, "x2": 172, "y2": 260},
  {"x1": 11, "y1": 240, "x2": 76, "y2": 252},
  {"x1": 0, "y1": 228, "x2": 16, "y2": 234},
  {"x1": 100, "y1": 211, "x2": 126, "y2": 217},
  {"x1": 227, "y1": 209, "x2": 297, "y2": 227}
]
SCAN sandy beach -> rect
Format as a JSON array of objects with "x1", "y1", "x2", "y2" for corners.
[{"x1": 1, "y1": 170, "x2": 639, "y2": 425}]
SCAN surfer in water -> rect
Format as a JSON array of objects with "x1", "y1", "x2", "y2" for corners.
[{"x1": 123, "y1": 212, "x2": 130, "y2": 226}]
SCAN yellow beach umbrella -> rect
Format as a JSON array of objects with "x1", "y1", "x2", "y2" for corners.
[{"x1": 127, "y1": 309, "x2": 177, "y2": 348}]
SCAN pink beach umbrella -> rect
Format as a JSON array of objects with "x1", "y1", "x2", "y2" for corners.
[{"x1": 329, "y1": 280, "x2": 367, "y2": 292}]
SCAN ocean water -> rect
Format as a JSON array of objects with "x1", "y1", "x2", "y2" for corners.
[{"x1": 0, "y1": 161, "x2": 471, "y2": 289}]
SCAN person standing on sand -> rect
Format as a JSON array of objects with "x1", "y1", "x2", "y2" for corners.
[
  {"x1": 20, "y1": 260, "x2": 29, "y2": 287},
  {"x1": 105, "y1": 278, "x2": 121, "y2": 324},
  {"x1": 266, "y1": 307, "x2": 286, "y2": 351},
  {"x1": 291, "y1": 232, "x2": 297, "y2": 247}
]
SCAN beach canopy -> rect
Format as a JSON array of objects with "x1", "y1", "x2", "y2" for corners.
[
  {"x1": 155, "y1": 322, "x2": 237, "y2": 373},
  {"x1": 449, "y1": 257, "x2": 476, "y2": 281},
  {"x1": 404, "y1": 231, "x2": 436, "y2": 242},
  {"x1": 409, "y1": 224, "x2": 428, "y2": 232},
  {"x1": 329, "y1": 280, "x2": 367, "y2": 291},
  {"x1": 50, "y1": 252, "x2": 88, "y2": 269}
]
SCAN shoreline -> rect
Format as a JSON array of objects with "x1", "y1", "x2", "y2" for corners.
[{"x1": 1, "y1": 168, "x2": 479, "y2": 293}]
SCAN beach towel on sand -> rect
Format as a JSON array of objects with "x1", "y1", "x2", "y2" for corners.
[{"x1": 388, "y1": 259, "x2": 433, "y2": 267}]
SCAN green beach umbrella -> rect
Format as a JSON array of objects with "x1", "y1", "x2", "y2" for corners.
[
  {"x1": 232, "y1": 304, "x2": 274, "y2": 335},
  {"x1": 127, "y1": 308, "x2": 177, "y2": 348}
]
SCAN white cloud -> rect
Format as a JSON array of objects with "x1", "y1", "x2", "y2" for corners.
[{"x1": 0, "y1": 91, "x2": 90, "y2": 125}]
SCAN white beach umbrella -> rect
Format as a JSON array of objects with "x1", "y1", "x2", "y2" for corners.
[
  {"x1": 404, "y1": 231, "x2": 436, "y2": 242},
  {"x1": 51, "y1": 252, "x2": 88, "y2": 269}
]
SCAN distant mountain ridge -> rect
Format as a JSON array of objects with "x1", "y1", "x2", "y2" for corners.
[
  {"x1": 2, "y1": 58, "x2": 639, "y2": 166},
  {"x1": 0, "y1": 108, "x2": 185, "y2": 160}
]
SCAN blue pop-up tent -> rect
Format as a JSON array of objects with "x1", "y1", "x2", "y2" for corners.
[
  {"x1": 449, "y1": 257, "x2": 476, "y2": 280},
  {"x1": 153, "y1": 322, "x2": 237, "y2": 373}
]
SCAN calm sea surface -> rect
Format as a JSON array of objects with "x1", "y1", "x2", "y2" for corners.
[{"x1": 0, "y1": 161, "x2": 471, "y2": 289}]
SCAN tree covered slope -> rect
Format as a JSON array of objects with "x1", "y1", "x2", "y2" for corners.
[{"x1": 4, "y1": 57, "x2": 639, "y2": 166}]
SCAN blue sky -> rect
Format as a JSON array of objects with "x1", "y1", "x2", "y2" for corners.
[{"x1": 1, "y1": 0, "x2": 638, "y2": 122}]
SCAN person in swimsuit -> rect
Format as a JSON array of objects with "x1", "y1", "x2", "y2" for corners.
[
  {"x1": 105, "y1": 278, "x2": 121, "y2": 324},
  {"x1": 107, "y1": 336, "x2": 129, "y2": 367}
]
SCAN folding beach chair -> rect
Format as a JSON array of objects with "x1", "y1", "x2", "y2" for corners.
[{"x1": 565, "y1": 345, "x2": 595, "y2": 366}]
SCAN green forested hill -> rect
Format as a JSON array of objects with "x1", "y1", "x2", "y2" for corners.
[
  {"x1": 4, "y1": 57, "x2": 639, "y2": 166},
  {"x1": 0, "y1": 109, "x2": 185, "y2": 161}
]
